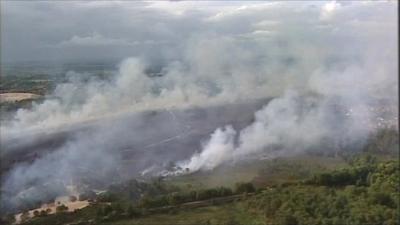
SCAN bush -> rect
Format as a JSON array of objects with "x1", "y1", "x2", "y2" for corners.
[
  {"x1": 235, "y1": 182, "x2": 255, "y2": 194},
  {"x1": 97, "y1": 192, "x2": 119, "y2": 202},
  {"x1": 279, "y1": 214, "x2": 298, "y2": 225},
  {"x1": 69, "y1": 196, "x2": 77, "y2": 202},
  {"x1": 56, "y1": 204, "x2": 68, "y2": 213},
  {"x1": 33, "y1": 210, "x2": 40, "y2": 217},
  {"x1": 39, "y1": 210, "x2": 48, "y2": 216},
  {"x1": 126, "y1": 205, "x2": 141, "y2": 218},
  {"x1": 78, "y1": 190, "x2": 96, "y2": 201}
]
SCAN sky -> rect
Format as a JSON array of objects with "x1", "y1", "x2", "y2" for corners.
[{"x1": 1, "y1": 0, "x2": 397, "y2": 63}]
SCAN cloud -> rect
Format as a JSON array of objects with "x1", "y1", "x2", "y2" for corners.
[
  {"x1": 320, "y1": 1, "x2": 341, "y2": 20},
  {"x1": 205, "y1": 2, "x2": 281, "y2": 22},
  {"x1": 57, "y1": 33, "x2": 139, "y2": 47},
  {"x1": 1, "y1": 1, "x2": 397, "y2": 62}
]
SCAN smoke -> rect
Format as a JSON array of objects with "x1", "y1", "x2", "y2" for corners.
[
  {"x1": 181, "y1": 126, "x2": 236, "y2": 172},
  {"x1": 1, "y1": 1, "x2": 398, "y2": 213},
  {"x1": 177, "y1": 61, "x2": 399, "y2": 173},
  {"x1": 177, "y1": 88, "x2": 375, "y2": 173}
]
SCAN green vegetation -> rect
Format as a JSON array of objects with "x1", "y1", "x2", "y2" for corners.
[
  {"x1": 246, "y1": 158, "x2": 399, "y2": 225},
  {"x1": 56, "y1": 205, "x2": 69, "y2": 213},
  {"x1": 9, "y1": 153, "x2": 398, "y2": 225}
]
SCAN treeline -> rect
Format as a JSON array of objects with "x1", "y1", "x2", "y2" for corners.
[
  {"x1": 96, "y1": 178, "x2": 180, "y2": 203},
  {"x1": 137, "y1": 182, "x2": 254, "y2": 209},
  {"x1": 304, "y1": 155, "x2": 377, "y2": 186},
  {"x1": 91, "y1": 182, "x2": 255, "y2": 223},
  {"x1": 8, "y1": 182, "x2": 256, "y2": 224}
]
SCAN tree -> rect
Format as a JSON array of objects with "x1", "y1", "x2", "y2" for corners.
[
  {"x1": 279, "y1": 214, "x2": 298, "y2": 225},
  {"x1": 126, "y1": 205, "x2": 140, "y2": 218},
  {"x1": 39, "y1": 210, "x2": 48, "y2": 216},
  {"x1": 69, "y1": 195, "x2": 77, "y2": 202},
  {"x1": 33, "y1": 210, "x2": 40, "y2": 217},
  {"x1": 20, "y1": 211, "x2": 30, "y2": 223},
  {"x1": 79, "y1": 190, "x2": 96, "y2": 201},
  {"x1": 235, "y1": 182, "x2": 256, "y2": 194},
  {"x1": 56, "y1": 204, "x2": 68, "y2": 213},
  {"x1": 102, "y1": 205, "x2": 113, "y2": 216}
]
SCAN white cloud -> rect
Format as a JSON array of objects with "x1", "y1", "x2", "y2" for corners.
[
  {"x1": 57, "y1": 33, "x2": 139, "y2": 47},
  {"x1": 206, "y1": 2, "x2": 280, "y2": 22},
  {"x1": 252, "y1": 20, "x2": 280, "y2": 29}
]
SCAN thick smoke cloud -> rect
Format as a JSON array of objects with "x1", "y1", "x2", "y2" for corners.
[{"x1": 1, "y1": 1, "x2": 398, "y2": 212}]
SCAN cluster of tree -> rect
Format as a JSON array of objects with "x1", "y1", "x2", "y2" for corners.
[
  {"x1": 305, "y1": 154, "x2": 396, "y2": 187},
  {"x1": 305, "y1": 165, "x2": 371, "y2": 186},
  {"x1": 96, "y1": 203, "x2": 144, "y2": 222},
  {"x1": 137, "y1": 182, "x2": 255, "y2": 209},
  {"x1": 55, "y1": 205, "x2": 68, "y2": 213},
  {"x1": 246, "y1": 157, "x2": 399, "y2": 225},
  {"x1": 235, "y1": 182, "x2": 256, "y2": 194},
  {"x1": 78, "y1": 190, "x2": 96, "y2": 201},
  {"x1": 138, "y1": 186, "x2": 230, "y2": 208},
  {"x1": 94, "y1": 182, "x2": 255, "y2": 222},
  {"x1": 95, "y1": 177, "x2": 255, "y2": 209},
  {"x1": 32, "y1": 209, "x2": 51, "y2": 217},
  {"x1": 97, "y1": 178, "x2": 179, "y2": 203}
]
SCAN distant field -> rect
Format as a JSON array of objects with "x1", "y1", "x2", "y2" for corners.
[
  {"x1": 0, "y1": 93, "x2": 41, "y2": 103},
  {"x1": 0, "y1": 64, "x2": 116, "y2": 120},
  {"x1": 1, "y1": 62, "x2": 117, "y2": 95},
  {"x1": 0, "y1": 74, "x2": 54, "y2": 95}
]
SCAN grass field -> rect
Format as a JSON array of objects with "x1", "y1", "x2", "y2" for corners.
[{"x1": 166, "y1": 155, "x2": 348, "y2": 190}]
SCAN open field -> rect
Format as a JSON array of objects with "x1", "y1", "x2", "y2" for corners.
[
  {"x1": 0, "y1": 93, "x2": 41, "y2": 103},
  {"x1": 167, "y1": 155, "x2": 349, "y2": 190},
  {"x1": 14, "y1": 196, "x2": 89, "y2": 224}
]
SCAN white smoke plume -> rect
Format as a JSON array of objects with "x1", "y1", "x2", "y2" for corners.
[
  {"x1": 181, "y1": 126, "x2": 236, "y2": 172},
  {"x1": 176, "y1": 41, "x2": 399, "y2": 173}
]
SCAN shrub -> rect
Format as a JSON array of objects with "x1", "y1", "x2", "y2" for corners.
[
  {"x1": 56, "y1": 204, "x2": 68, "y2": 213},
  {"x1": 235, "y1": 182, "x2": 256, "y2": 194}
]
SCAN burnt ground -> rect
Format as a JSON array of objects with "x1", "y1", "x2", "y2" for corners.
[{"x1": 0, "y1": 98, "x2": 270, "y2": 179}]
